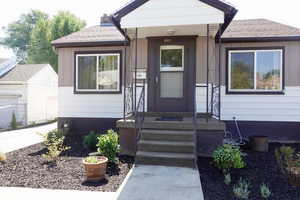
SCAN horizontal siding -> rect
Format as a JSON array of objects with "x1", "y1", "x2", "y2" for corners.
[
  {"x1": 121, "y1": 0, "x2": 224, "y2": 28},
  {"x1": 59, "y1": 86, "x2": 147, "y2": 118},
  {"x1": 221, "y1": 86, "x2": 300, "y2": 122}
]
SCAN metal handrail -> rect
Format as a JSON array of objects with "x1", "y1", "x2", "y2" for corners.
[{"x1": 135, "y1": 80, "x2": 146, "y2": 141}]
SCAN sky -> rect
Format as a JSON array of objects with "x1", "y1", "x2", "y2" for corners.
[{"x1": 0, "y1": 0, "x2": 300, "y2": 58}]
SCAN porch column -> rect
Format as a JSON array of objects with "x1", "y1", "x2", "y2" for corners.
[
  {"x1": 206, "y1": 24, "x2": 210, "y2": 118},
  {"x1": 123, "y1": 29, "x2": 127, "y2": 120},
  {"x1": 134, "y1": 28, "x2": 138, "y2": 112},
  {"x1": 218, "y1": 24, "x2": 222, "y2": 120}
]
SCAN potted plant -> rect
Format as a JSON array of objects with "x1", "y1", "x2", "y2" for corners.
[{"x1": 83, "y1": 156, "x2": 108, "y2": 182}]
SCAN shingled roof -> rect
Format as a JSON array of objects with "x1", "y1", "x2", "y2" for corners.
[
  {"x1": 51, "y1": 18, "x2": 300, "y2": 47},
  {"x1": 222, "y1": 19, "x2": 300, "y2": 42},
  {"x1": 51, "y1": 26, "x2": 126, "y2": 47},
  {"x1": 0, "y1": 64, "x2": 48, "y2": 82}
]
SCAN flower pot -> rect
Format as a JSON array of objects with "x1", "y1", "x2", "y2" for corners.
[
  {"x1": 288, "y1": 167, "x2": 300, "y2": 187},
  {"x1": 83, "y1": 156, "x2": 108, "y2": 182},
  {"x1": 249, "y1": 136, "x2": 269, "y2": 152}
]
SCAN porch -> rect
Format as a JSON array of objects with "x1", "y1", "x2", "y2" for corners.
[{"x1": 112, "y1": 0, "x2": 237, "y2": 168}]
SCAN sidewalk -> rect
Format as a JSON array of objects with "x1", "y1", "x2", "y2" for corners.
[
  {"x1": 0, "y1": 122, "x2": 57, "y2": 153},
  {"x1": 116, "y1": 165, "x2": 204, "y2": 200}
]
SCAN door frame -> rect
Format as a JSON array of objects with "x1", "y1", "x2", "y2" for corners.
[{"x1": 147, "y1": 36, "x2": 197, "y2": 112}]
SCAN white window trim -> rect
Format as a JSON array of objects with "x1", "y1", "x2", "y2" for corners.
[
  {"x1": 228, "y1": 49, "x2": 283, "y2": 93},
  {"x1": 160, "y1": 45, "x2": 184, "y2": 72},
  {"x1": 75, "y1": 53, "x2": 120, "y2": 92}
]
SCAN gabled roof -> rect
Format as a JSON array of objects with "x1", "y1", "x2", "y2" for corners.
[
  {"x1": 51, "y1": 26, "x2": 127, "y2": 48},
  {"x1": 112, "y1": 0, "x2": 238, "y2": 39},
  {"x1": 0, "y1": 64, "x2": 48, "y2": 82},
  {"x1": 222, "y1": 19, "x2": 300, "y2": 42}
]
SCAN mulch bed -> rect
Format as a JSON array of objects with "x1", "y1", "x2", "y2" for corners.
[
  {"x1": 198, "y1": 143, "x2": 300, "y2": 200},
  {"x1": 0, "y1": 136, "x2": 134, "y2": 192}
]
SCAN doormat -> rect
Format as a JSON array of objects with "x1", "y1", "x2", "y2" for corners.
[{"x1": 156, "y1": 117, "x2": 183, "y2": 121}]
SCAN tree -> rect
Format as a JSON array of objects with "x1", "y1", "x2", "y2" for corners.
[
  {"x1": 1, "y1": 10, "x2": 48, "y2": 62},
  {"x1": 28, "y1": 11, "x2": 86, "y2": 71}
]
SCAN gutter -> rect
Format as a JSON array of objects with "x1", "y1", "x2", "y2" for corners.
[{"x1": 221, "y1": 36, "x2": 300, "y2": 43}]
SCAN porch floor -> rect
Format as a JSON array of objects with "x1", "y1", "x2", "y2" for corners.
[{"x1": 117, "y1": 114, "x2": 225, "y2": 131}]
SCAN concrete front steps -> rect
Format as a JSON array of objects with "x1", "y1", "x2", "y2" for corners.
[{"x1": 135, "y1": 129, "x2": 196, "y2": 168}]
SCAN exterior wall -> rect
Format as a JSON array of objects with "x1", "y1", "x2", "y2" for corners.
[
  {"x1": 217, "y1": 41, "x2": 300, "y2": 122},
  {"x1": 27, "y1": 66, "x2": 58, "y2": 124}
]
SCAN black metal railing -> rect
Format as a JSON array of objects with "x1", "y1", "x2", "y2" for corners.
[
  {"x1": 210, "y1": 85, "x2": 221, "y2": 119},
  {"x1": 124, "y1": 82, "x2": 134, "y2": 118},
  {"x1": 135, "y1": 80, "x2": 146, "y2": 141}
]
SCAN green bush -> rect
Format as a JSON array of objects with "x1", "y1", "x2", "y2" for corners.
[
  {"x1": 85, "y1": 156, "x2": 99, "y2": 164},
  {"x1": 224, "y1": 173, "x2": 231, "y2": 186},
  {"x1": 213, "y1": 144, "x2": 245, "y2": 173},
  {"x1": 233, "y1": 178, "x2": 251, "y2": 199},
  {"x1": 10, "y1": 112, "x2": 17, "y2": 129},
  {"x1": 275, "y1": 146, "x2": 296, "y2": 173},
  {"x1": 83, "y1": 131, "x2": 99, "y2": 150},
  {"x1": 97, "y1": 129, "x2": 119, "y2": 163},
  {"x1": 41, "y1": 129, "x2": 70, "y2": 162}
]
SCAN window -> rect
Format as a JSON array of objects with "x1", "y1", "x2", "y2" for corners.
[
  {"x1": 228, "y1": 49, "x2": 283, "y2": 93},
  {"x1": 75, "y1": 52, "x2": 121, "y2": 93},
  {"x1": 160, "y1": 45, "x2": 184, "y2": 71}
]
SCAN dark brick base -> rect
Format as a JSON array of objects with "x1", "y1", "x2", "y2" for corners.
[
  {"x1": 225, "y1": 121, "x2": 300, "y2": 142},
  {"x1": 58, "y1": 117, "x2": 120, "y2": 135}
]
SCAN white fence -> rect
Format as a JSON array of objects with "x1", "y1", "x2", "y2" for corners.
[{"x1": 0, "y1": 104, "x2": 27, "y2": 129}]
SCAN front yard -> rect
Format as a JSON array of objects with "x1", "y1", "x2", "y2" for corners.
[
  {"x1": 198, "y1": 143, "x2": 300, "y2": 200},
  {"x1": 0, "y1": 135, "x2": 133, "y2": 192}
]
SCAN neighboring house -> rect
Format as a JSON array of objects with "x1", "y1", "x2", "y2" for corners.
[
  {"x1": 52, "y1": 0, "x2": 300, "y2": 167},
  {"x1": 0, "y1": 64, "x2": 58, "y2": 129}
]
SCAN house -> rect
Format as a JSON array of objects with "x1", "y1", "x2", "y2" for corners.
[
  {"x1": 52, "y1": 0, "x2": 300, "y2": 167},
  {"x1": 0, "y1": 64, "x2": 58, "y2": 129}
]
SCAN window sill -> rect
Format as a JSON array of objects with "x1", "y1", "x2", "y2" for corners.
[
  {"x1": 74, "y1": 90, "x2": 122, "y2": 94},
  {"x1": 226, "y1": 91, "x2": 285, "y2": 95}
]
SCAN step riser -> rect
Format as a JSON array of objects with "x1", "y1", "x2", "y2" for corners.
[
  {"x1": 136, "y1": 156, "x2": 195, "y2": 168},
  {"x1": 141, "y1": 133, "x2": 194, "y2": 142},
  {"x1": 138, "y1": 143, "x2": 194, "y2": 153}
]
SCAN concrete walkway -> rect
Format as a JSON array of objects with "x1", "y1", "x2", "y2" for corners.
[
  {"x1": 0, "y1": 122, "x2": 57, "y2": 153},
  {"x1": 0, "y1": 187, "x2": 116, "y2": 200},
  {"x1": 116, "y1": 165, "x2": 204, "y2": 200}
]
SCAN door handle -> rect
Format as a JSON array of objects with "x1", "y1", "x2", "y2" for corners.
[{"x1": 155, "y1": 76, "x2": 159, "y2": 84}]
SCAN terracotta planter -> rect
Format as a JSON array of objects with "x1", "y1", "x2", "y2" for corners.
[
  {"x1": 287, "y1": 167, "x2": 300, "y2": 187},
  {"x1": 249, "y1": 136, "x2": 269, "y2": 152},
  {"x1": 83, "y1": 156, "x2": 108, "y2": 182}
]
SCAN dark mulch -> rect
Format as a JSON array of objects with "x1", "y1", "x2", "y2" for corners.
[
  {"x1": 0, "y1": 136, "x2": 134, "y2": 192},
  {"x1": 198, "y1": 143, "x2": 300, "y2": 200}
]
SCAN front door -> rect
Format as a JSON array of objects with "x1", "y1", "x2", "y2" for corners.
[{"x1": 148, "y1": 37, "x2": 196, "y2": 112}]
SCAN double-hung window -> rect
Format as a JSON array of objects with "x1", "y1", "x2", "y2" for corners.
[
  {"x1": 228, "y1": 48, "x2": 283, "y2": 93},
  {"x1": 75, "y1": 52, "x2": 121, "y2": 93}
]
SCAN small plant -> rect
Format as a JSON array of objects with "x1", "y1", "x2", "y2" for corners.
[
  {"x1": 260, "y1": 183, "x2": 272, "y2": 199},
  {"x1": 41, "y1": 129, "x2": 70, "y2": 162},
  {"x1": 10, "y1": 112, "x2": 17, "y2": 130},
  {"x1": 275, "y1": 146, "x2": 296, "y2": 173},
  {"x1": 83, "y1": 131, "x2": 99, "y2": 150},
  {"x1": 213, "y1": 144, "x2": 245, "y2": 174},
  {"x1": 0, "y1": 152, "x2": 6, "y2": 163},
  {"x1": 224, "y1": 173, "x2": 231, "y2": 185},
  {"x1": 97, "y1": 129, "x2": 119, "y2": 163},
  {"x1": 85, "y1": 156, "x2": 99, "y2": 164},
  {"x1": 233, "y1": 178, "x2": 251, "y2": 199}
]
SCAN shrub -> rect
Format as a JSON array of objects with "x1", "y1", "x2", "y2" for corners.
[
  {"x1": 260, "y1": 183, "x2": 272, "y2": 199},
  {"x1": 10, "y1": 112, "x2": 17, "y2": 129},
  {"x1": 213, "y1": 144, "x2": 245, "y2": 174},
  {"x1": 224, "y1": 173, "x2": 231, "y2": 185},
  {"x1": 41, "y1": 129, "x2": 70, "y2": 162},
  {"x1": 97, "y1": 129, "x2": 119, "y2": 163},
  {"x1": 83, "y1": 131, "x2": 99, "y2": 150},
  {"x1": 233, "y1": 178, "x2": 251, "y2": 199},
  {"x1": 0, "y1": 152, "x2": 6, "y2": 162}
]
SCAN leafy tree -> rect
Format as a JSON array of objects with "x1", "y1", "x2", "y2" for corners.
[
  {"x1": 28, "y1": 11, "x2": 86, "y2": 71},
  {"x1": 1, "y1": 10, "x2": 48, "y2": 62}
]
